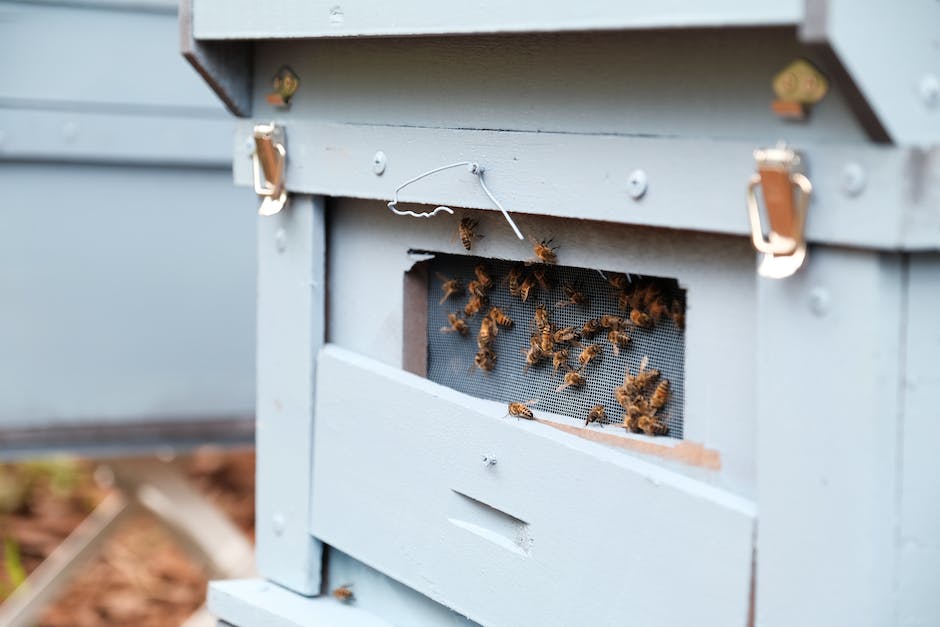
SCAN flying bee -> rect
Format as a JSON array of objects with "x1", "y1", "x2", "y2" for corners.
[
  {"x1": 440, "y1": 312, "x2": 469, "y2": 336},
  {"x1": 505, "y1": 265, "x2": 524, "y2": 297},
  {"x1": 507, "y1": 399, "x2": 538, "y2": 420},
  {"x1": 523, "y1": 336, "x2": 547, "y2": 372},
  {"x1": 552, "y1": 349, "x2": 569, "y2": 372},
  {"x1": 436, "y1": 273, "x2": 464, "y2": 305},
  {"x1": 553, "y1": 326, "x2": 581, "y2": 345},
  {"x1": 488, "y1": 306, "x2": 514, "y2": 328},
  {"x1": 464, "y1": 294, "x2": 485, "y2": 317},
  {"x1": 332, "y1": 584, "x2": 355, "y2": 603},
  {"x1": 556, "y1": 283, "x2": 588, "y2": 308},
  {"x1": 629, "y1": 308, "x2": 654, "y2": 330},
  {"x1": 555, "y1": 369, "x2": 586, "y2": 392},
  {"x1": 638, "y1": 414, "x2": 669, "y2": 436},
  {"x1": 530, "y1": 237, "x2": 558, "y2": 264},
  {"x1": 540, "y1": 325, "x2": 554, "y2": 353},
  {"x1": 585, "y1": 404, "x2": 606, "y2": 427},
  {"x1": 647, "y1": 297, "x2": 669, "y2": 322},
  {"x1": 607, "y1": 330, "x2": 631, "y2": 356},
  {"x1": 671, "y1": 299, "x2": 685, "y2": 331},
  {"x1": 519, "y1": 274, "x2": 537, "y2": 302},
  {"x1": 467, "y1": 279, "x2": 488, "y2": 299},
  {"x1": 473, "y1": 347, "x2": 496, "y2": 372},
  {"x1": 474, "y1": 264, "x2": 494, "y2": 290},
  {"x1": 577, "y1": 343, "x2": 602, "y2": 367},
  {"x1": 477, "y1": 316, "x2": 498, "y2": 348},
  {"x1": 533, "y1": 304, "x2": 551, "y2": 331},
  {"x1": 600, "y1": 315, "x2": 625, "y2": 331},
  {"x1": 649, "y1": 379, "x2": 670, "y2": 413},
  {"x1": 581, "y1": 318, "x2": 601, "y2": 339},
  {"x1": 456, "y1": 217, "x2": 481, "y2": 251}
]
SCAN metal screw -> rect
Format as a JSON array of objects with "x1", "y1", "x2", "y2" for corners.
[
  {"x1": 918, "y1": 74, "x2": 939, "y2": 109},
  {"x1": 275, "y1": 227, "x2": 287, "y2": 253},
  {"x1": 841, "y1": 162, "x2": 866, "y2": 197},
  {"x1": 272, "y1": 513, "x2": 286, "y2": 536},
  {"x1": 372, "y1": 151, "x2": 387, "y2": 175},
  {"x1": 481, "y1": 454, "x2": 497, "y2": 467},
  {"x1": 627, "y1": 170, "x2": 648, "y2": 200},
  {"x1": 809, "y1": 287, "x2": 830, "y2": 317}
]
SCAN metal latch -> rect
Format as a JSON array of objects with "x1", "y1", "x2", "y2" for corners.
[
  {"x1": 252, "y1": 123, "x2": 288, "y2": 216},
  {"x1": 747, "y1": 144, "x2": 813, "y2": 279}
]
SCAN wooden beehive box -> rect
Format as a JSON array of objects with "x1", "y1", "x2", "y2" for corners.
[{"x1": 183, "y1": 2, "x2": 940, "y2": 625}]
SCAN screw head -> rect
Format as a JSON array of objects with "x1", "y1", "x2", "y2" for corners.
[
  {"x1": 841, "y1": 162, "x2": 866, "y2": 197},
  {"x1": 627, "y1": 170, "x2": 648, "y2": 200},
  {"x1": 372, "y1": 151, "x2": 387, "y2": 175},
  {"x1": 481, "y1": 454, "x2": 497, "y2": 467},
  {"x1": 918, "y1": 74, "x2": 939, "y2": 109}
]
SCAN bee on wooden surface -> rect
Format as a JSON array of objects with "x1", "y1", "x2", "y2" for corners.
[
  {"x1": 436, "y1": 273, "x2": 464, "y2": 305},
  {"x1": 467, "y1": 279, "x2": 488, "y2": 299},
  {"x1": 638, "y1": 414, "x2": 669, "y2": 436},
  {"x1": 607, "y1": 330, "x2": 631, "y2": 356},
  {"x1": 505, "y1": 265, "x2": 525, "y2": 298},
  {"x1": 629, "y1": 308, "x2": 654, "y2": 330},
  {"x1": 540, "y1": 325, "x2": 554, "y2": 354},
  {"x1": 456, "y1": 217, "x2": 481, "y2": 251},
  {"x1": 556, "y1": 283, "x2": 588, "y2": 308},
  {"x1": 474, "y1": 347, "x2": 496, "y2": 372},
  {"x1": 332, "y1": 584, "x2": 354, "y2": 603},
  {"x1": 577, "y1": 343, "x2": 602, "y2": 367},
  {"x1": 530, "y1": 237, "x2": 558, "y2": 264},
  {"x1": 523, "y1": 336, "x2": 547, "y2": 372},
  {"x1": 519, "y1": 273, "x2": 537, "y2": 302},
  {"x1": 671, "y1": 299, "x2": 685, "y2": 331},
  {"x1": 584, "y1": 404, "x2": 606, "y2": 427},
  {"x1": 534, "y1": 304, "x2": 551, "y2": 331},
  {"x1": 555, "y1": 369, "x2": 586, "y2": 392},
  {"x1": 507, "y1": 399, "x2": 538, "y2": 420},
  {"x1": 581, "y1": 318, "x2": 601, "y2": 339},
  {"x1": 647, "y1": 297, "x2": 669, "y2": 322},
  {"x1": 552, "y1": 349, "x2": 569, "y2": 373},
  {"x1": 440, "y1": 312, "x2": 469, "y2": 336},
  {"x1": 599, "y1": 315, "x2": 625, "y2": 331},
  {"x1": 553, "y1": 326, "x2": 581, "y2": 345},
  {"x1": 488, "y1": 306, "x2": 514, "y2": 328},
  {"x1": 474, "y1": 264, "x2": 494, "y2": 290},
  {"x1": 530, "y1": 267, "x2": 553, "y2": 294},
  {"x1": 464, "y1": 294, "x2": 485, "y2": 318},
  {"x1": 477, "y1": 316, "x2": 498, "y2": 348},
  {"x1": 649, "y1": 379, "x2": 670, "y2": 413}
]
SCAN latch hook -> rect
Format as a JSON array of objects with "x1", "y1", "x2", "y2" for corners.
[
  {"x1": 746, "y1": 144, "x2": 812, "y2": 278},
  {"x1": 252, "y1": 122, "x2": 288, "y2": 216}
]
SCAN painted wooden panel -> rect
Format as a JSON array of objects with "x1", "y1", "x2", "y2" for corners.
[
  {"x1": 755, "y1": 249, "x2": 903, "y2": 627},
  {"x1": 194, "y1": 0, "x2": 801, "y2": 39},
  {"x1": 254, "y1": 196, "x2": 325, "y2": 595},
  {"x1": 311, "y1": 345, "x2": 755, "y2": 627},
  {"x1": 898, "y1": 254, "x2": 940, "y2": 627}
]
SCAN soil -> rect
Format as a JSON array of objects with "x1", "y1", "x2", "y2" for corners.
[{"x1": 0, "y1": 447, "x2": 255, "y2": 627}]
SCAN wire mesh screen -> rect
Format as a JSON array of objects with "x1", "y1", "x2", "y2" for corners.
[{"x1": 426, "y1": 253, "x2": 686, "y2": 438}]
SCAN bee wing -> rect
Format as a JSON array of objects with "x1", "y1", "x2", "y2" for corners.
[
  {"x1": 524, "y1": 399, "x2": 539, "y2": 406},
  {"x1": 639, "y1": 355, "x2": 649, "y2": 373},
  {"x1": 554, "y1": 382, "x2": 569, "y2": 393}
]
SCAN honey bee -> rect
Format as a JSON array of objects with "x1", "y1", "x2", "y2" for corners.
[
  {"x1": 629, "y1": 309, "x2": 654, "y2": 330},
  {"x1": 474, "y1": 347, "x2": 496, "y2": 372},
  {"x1": 577, "y1": 343, "x2": 602, "y2": 367},
  {"x1": 617, "y1": 356, "x2": 661, "y2": 402},
  {"x1": 641, "y1": 282, "x2": 662, "y2": 308},
  {"x1": 507, "y1": 399, "x2": 538, "y2": 419},
  {"x1": 488, "y1": 306, "x2": 514, "y2": 328},
  {"x1": 332, "y1": 584, "x2": 354, "y2": 603},
  {"x1": 607, "y1": 273, "x2": 629, "y2": 291},
  {"x1": 477, "y1": 316, "x2": 498, "y2": 348},
  {"x1": 552, "y1": 349, "x2": 569, "y2": 372},
  {"x1": 436, "y1": 273, "x2": 464, "y2": 305},
  {"x1": 585, "y1": 404, "x2": 606, "y2": 427},
  {"x1": 505, "y1": 265, "x2": 525, "y2": 297},
  {"x1": 553, "y1": 326, "x2": 581, "y2": 345},
  {"x1": 638, "y1": 414, "x2": 669, "y2": 436},
  {"x1": 519, "y1": 274, "x2": 537, "y2": 302},
  {"x1": 555, "y1": 369, "x2": 586, "y2": 392},
  {"x1": 464, "y1": 294, "x2": 485, "y2": 317},
  {"x1": 474, "y1": 264, "x2": 494, "y2": 290},
  {"x1": 599, "y1": 315, "x2": 625, "y2": 331},
  {"x1": 534, "y1": 304, "x2": 551, "y2": 331},
  {"x1": 540, "y1": 325, "x2": 554, "y2": 353},
  {"x1": 622, "y1": 413, "x2": 639, "y2": 432},
  {"x1": 671, "y1": 299, "x2": 685, "y2": 331},
  {"x1": 607, "y1": 330, "x2": 631, "y2": 356},
  {"x1": 631, "y1": 356, "x2": 661, "y2": 393},
  {"x1": 647, "y1": 297, "x2": 669, "y2": 322},
  {"x1": 581, "y1": 318, "x2": 601, "y2": 339},
  {"x1": 530, "y1": 237, "x2": 558, "y2": 264},
  {"x1": 626, "y1": 394, "x2": 651, "y2": 419},
  {"x1": 467, "y1": 279, "x2": 488, "y2": 299},
  {"x1": 523, "y1": 336, "x2": 547, "y2": 372},
  {"x1": 617, "y1": 290, "x2": 630, "y2": 312},
  {"x1": 440, "y1": 312, "x2": 469, "y2": 336},
  {"x1": 649, "y1": 379, "x2": 670, "y2": 412},
  {"x1": 456, "y1": 217, "x2": 481, "y2": 251},
  {"x1": 556, "y1": 283, "x2": 588, "y2": 308},
  {"x1": 531, "y1": 267, "x2": 553, "y2": 292}
]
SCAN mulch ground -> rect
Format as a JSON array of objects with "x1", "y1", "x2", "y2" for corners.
[{"x1": 0, "y1": 448, "x2": 255, "y2": 627}]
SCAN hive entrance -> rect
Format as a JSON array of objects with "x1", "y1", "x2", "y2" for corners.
[{"x1": 425, "y1": 253, "x2": 686, "y2": 438}]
